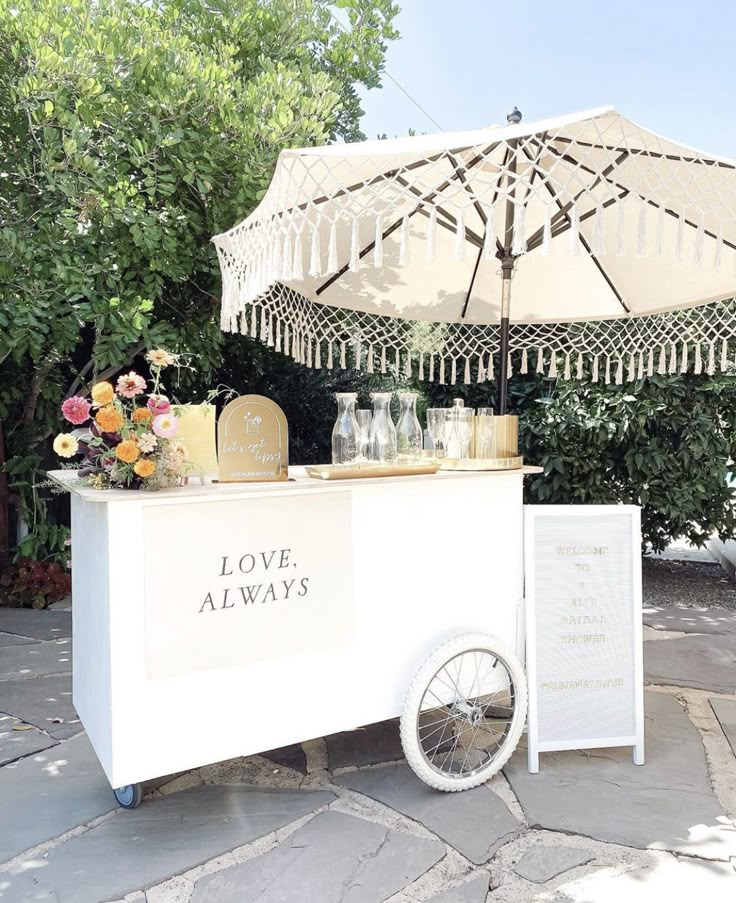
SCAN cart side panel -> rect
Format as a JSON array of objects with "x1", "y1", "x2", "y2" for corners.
[{"x1": 71, "y1": 494, "x2": 114, "y2": 779}]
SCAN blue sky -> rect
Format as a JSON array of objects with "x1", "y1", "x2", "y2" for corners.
[{"x1": 358, "y1": 0, "x2": 736, "y2": 158}]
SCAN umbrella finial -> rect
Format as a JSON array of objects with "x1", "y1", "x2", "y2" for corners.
[{"x1": 507, "y1": 107, "x2": 522, "y2": 124}]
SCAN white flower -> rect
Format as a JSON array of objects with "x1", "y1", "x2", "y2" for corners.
[{"x1": 137, "y1": 432, "x2": 158, "y2": 453}]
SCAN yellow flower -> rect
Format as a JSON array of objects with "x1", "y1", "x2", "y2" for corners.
[
  {"x1": 53, "y1": 433, "x2": 79, "y2": 458},
  {"x1": 95, "y1": 405, "x2": 123, "y2": 433},
  {"x1": 134, "y1": 458, "x2": 156, "y2": 478},
  {"x1": 131, "y1": 407, "x2": 152, "y2": 424},
  {"x1": 115, "y1": 439, "x2": 139, "y2": 463},
  {"x1": 145, "y1": 349, "x2": 176, "y2": 368},
  {"x1": 91, "y1": 381, "x2": 114, "y2": 406}
]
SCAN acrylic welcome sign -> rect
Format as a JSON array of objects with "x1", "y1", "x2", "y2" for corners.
[{"x1": 217, "y1": 395, "x2": 288, "y2": 482}]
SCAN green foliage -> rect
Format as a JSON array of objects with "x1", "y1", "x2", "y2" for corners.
[{"x1": 0, "y1": 0, "x2": 398, "y2": 556}]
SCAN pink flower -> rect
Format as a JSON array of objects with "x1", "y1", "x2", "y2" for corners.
[
  {"x1": 61, "y1": 396, "x2": 91, "y2": 425},
  {"x1": 147, "y1": 394, "x2": 171, "y2": 416},
  {"x1": 116, "y1": 372, "x2": 147, "y2": 398},
  {"x1": 152, "y1": 413, "x2": 179, "y2": 438}
]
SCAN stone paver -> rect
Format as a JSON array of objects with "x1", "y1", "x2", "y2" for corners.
[
  {"x1": 0, "y1": 632, "x2": 34, "y2": 647},
  {"x1": 0, "y1": 608, "x2": 71, "y2": 640},
  {"x1": 191, "y1": 810, "x2": 444, "y2": 903},
  {"x1": 512, "y1": 843, "x2": 594, "y2": 883},
  {"x1": 0, "y1": 673, "x2": 81, "y2": 739},
  {"x1": 261, "y1": 743, "x2": 307, "y2": 775},
  {"x1": 426, "y1": 873, "x2": 490, "y2": 902},
  {"x1": 0, "y1": 732, "x2": 112, "y2": 863},
  {"x1": 644, "y1": 606, "x2": 736, "y2": 635},
  {"x1": 0, "y1": 713, "x2": 56, "y2": 766},
  {"x1": 504, "y1": 692, "x2": 736, "y2": 859},
  {"x1": 326, "y1": 718, "x2": 404, "y2": 770},
  {"x1": 0, "y1": 638, "x2": 72, "y2": 679},
  {"x1": 336, "y1": 763, "x2": 520, "y2": 864},
  {"x1": 645, "y1": 634, "x2": 736, "y2": 693},
  {"x1": 710, "y1": 697, "x2": 736, "y2": 757},
  {"x1": 2, "y1": 786, "x2": 335, "y2": 903},
  {"x1": 556, "y1": 855, "x2": 736, "y2": 903}
]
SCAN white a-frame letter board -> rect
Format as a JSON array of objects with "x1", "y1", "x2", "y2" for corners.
[{"x1": 524, "y1": 505, "x2": 644, "y2": 774}]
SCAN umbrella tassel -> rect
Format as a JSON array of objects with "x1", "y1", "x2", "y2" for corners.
[
  {"x1": 399, "y1": 215, "x2": 410, "y2": 267},
  {"x1": 646, "y1": 349, "x2": 654, "y2": 377},
  {"x1": 576, "y1": 352, "x2": 584, "y2": 380},
  {"x1": 655, "y1": 206, "x2": 665, "y2": 257},
  {"x1": 454, "y1": 208, "x2": 466, "y2": 261},
  {"x1": 373, "y1": 216, "x2": 384, "y2": 268},
  {"x1": 292, "y1": 233, "x2": 304, "y2": 280},
  {"x1": 282, "y1": 232, "x2": 293, "y2": 279},
  {"x1": 637, "y1": 352, "x2": 644, "y2": 380},
  {"x1": 721, "y1": 339, "x2": 728, "y2": 371},
  {"x1": 707, "y1": 342, "x2": 716, "y2": 375},
  {"x1": 239, "y1": 310, "x2": 249, "y2": 336},
  {"x1": 309, "y1": 226, "x2": 322, "y2": 277},
  {"x1": 592, "y1": 354, "x2": 599, "y2": 383},
  {"x1": 284, "y1": 325, "x2": 291, "y2": 358},
  {"x1": 394, "y1": 349, "x2": 400, "y2": 378},
  {"x1": 315, "y1": 341, "x2": 321, "y2": 369},
  {"x1": 355, "y1": 341, "x2": 362, "y2": 371},
  {"x1": 675, "y1": 215, "x2": 684, "y2": 261},
  {"x1": 658, "y1": 345, "x2": 666, "y2": 375},
  {"x1": 520, "y1": 348, "x2": 529, "y2": 374},
  {"x1": 605, "y1": 356, "x2": 611, "y2": 385},
  {"x1": 381, "y1": 346, "x2": 387, "y2": 374},
  {"x1": 541, "y1": 205, "x2": 552, "y2": 256},
  {"x1": 627, "y1": 353, "x2": 635, "y2": 382},
  {"x1": 569, "y1": 206, "x2": 580, "y2": 256},
  {"x1": 451, "y1": 359, "x2": 457, "y2": 385},
  {"x1": 715, "y1": 226, "x2": 723, "y2": 270},
  {"x1": 592, "y1": 205, "x2": 605, "y2": 256},
  {"x1": 267, "y1": 313, "x2": 275, "y2": 347},
  {"x1": 482, "y1": 209, "x2": 495, "y2": 259},
  {"x1": 429, "y1": 353, "x2": 435, "y2": 382},
  {"x1": 367, "y1": 344, "x2": 374, "y2": 374},
  {"x1": 250, "y1": 306, "x2": 258, "y2": 338},
  {"x1": 327, "y1": 221, "x2": 338, "y2": 274},
  {"x1": 637, "y1": 204, "x2": 647, "y2": 257},
  {"x1": 616, "y1": 202, "x2": 625, "y2": 256},
  {"x1": 349, "y1": 218, "x2": 360, "y2": 272},
  {"x1": 340, "y1": 342, "x2": 346, "y2": 370},
  {"x1": 536, "y1": 346, "x2": 544, "y2": 372},
  {"x1": 327, "y1": 340, "x2": 334, "y2": 369},
  {"x1": 477, "y1": 355, "x2": 485, "y2": 383},
  {"x1": 680, "y1": 341, "x2": 688, "y2": 373},
  {"x1": 306, "y1": 338, "x2": 313, "y2": 369},
  {"x1": 694, "y1": 216, "x2": 705, "y2": 267},
  {"x1": 405, "y1": 352, "x2": 412, "y2": 379},
  {"x1": 549, "y1": 353, "x2": 558, "y2": 378},
  {"x1": 427, "y1": 207, "x2": 437, "y2": 262},
  {"x1": 563, "y1": 354, "x2": 571, "y2": 380},
  {"x1": 616, "y1": 357, "x2": 624, "y2": 385},
  {"x1": 487, "y1": 353, "x2": 495, "y2": 381},
  {"x1": 507, "y1": 352, "x2": 513, "y2": 377},
  {"x1": 694, "y1": 343, "x2": 703, "y2": 374},
  {"x1": 512, "y1": 203, "x2": 527, "y2": 255},
  {"x1": 272, "y1": 233, "x2": 282, "y2": 280},
  {"x1": 419, "y1": 353, "x2": 424, "y2": 380},
  {"x1": 463, "y1": 358, "x2": 471, "y2": 384},
  {"x1": 439, "y1": 357, "x2": 446, "y2": 385},
  {"x1": 669, "y1": 342, "x2": 677, "y2": 374},
  {"x1": 260, "y1": 307, "x2": 267, "y2": 342}
]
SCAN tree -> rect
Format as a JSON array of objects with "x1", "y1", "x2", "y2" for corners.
[{"x1": 0, "y1": 0, "x2": 399, "y2": 559}]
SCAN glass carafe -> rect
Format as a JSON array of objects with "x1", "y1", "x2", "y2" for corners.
[
  {"x1": 356, "y1": 409, "x2": 372, "y2": 461},
  {"x1": 396, "y1": 392, "x2": 423, "y2": 461},
  {"x1": 331, "y1": 393, "x2": 361, "y2": 465},
  {"x1": 368, "y1": 392, "x2": 397, "y2": 463}
]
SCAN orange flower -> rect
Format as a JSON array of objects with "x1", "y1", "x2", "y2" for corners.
[
  {"x1": 115, "y1": 439, "x2": 139, "y2": 463},
  {"x1": 134, "y1": 458, "x2": 156, "y2": 478},
  {"x1": 91, "y1": 381, "x2": 114, "y2": 406},
  {"x1": 95, "y1": 405, "x2": 123, "y2": 433},
  {"x1": 131, "y1": 407, "x2": 152, "y2": 424}
]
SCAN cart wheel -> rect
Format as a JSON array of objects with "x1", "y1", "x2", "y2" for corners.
[
  {"x1": 401, "y1": 633, "x2": 527, "y2": 792},
  {"x1": 113, "y1": 783, "x2": 143, "y2": 809}
]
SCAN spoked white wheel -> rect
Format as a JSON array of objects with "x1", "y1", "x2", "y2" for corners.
[{"x1": 401, "y1": 634, "x2": 527, "y2": 792}]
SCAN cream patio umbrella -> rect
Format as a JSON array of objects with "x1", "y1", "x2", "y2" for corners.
[{"x1": 213, "y1": 107, "x2": 736, "y2": 413}]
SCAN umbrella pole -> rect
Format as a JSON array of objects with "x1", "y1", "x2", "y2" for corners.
[{"x1": 497, "y1": 258, "x2": 513, "y2": 415}]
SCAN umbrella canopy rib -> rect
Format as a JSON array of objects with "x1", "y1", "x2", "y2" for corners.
[{"x1": 555, "y1": 137, "x2": 736, "y2": 169}]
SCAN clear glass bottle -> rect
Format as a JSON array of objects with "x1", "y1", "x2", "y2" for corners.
[
  {"x1": 356, "y1": 409, "x2": 372, "y2": 461},
  {"x1": 445, "y1": 398, "x2": 474, "y2": 459},
  {"x1": 331, "y1": 393, "x2": 361, "y2": 465},
  {"x1": 396, "y1": 392, "x2": 423, "y2": 461},
  {"x1": 368, "y1": 392, "x2": 397, "y2": 463}
]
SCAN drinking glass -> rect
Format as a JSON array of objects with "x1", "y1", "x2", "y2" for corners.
[
  {"x1": 368, "y1": 392, "x2": 397, "y2": 463},
  {"x1": 397, "y1": 392, "x2": 423, "y2": 461},
  {"x1": 331, "y1": 393, "x2": 361, "y2": 465},
  {"x1": 445, "y1": 402, "x2": 474, "y2": 459},
  {"x1": 426, "y1": 408, "x2": 448, "y2": 458}
]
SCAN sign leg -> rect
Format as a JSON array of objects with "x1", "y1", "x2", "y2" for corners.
[
  {"x1": 633, "y1": 743, "x2": 645, "y2": 766},
  {"x1": 528, "y1": 746, "x2": 539, "y2": 774}
]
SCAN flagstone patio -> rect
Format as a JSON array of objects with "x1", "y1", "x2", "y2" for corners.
[{"x1": 0, "y1": 606, "x2": 734, "y2": 903}]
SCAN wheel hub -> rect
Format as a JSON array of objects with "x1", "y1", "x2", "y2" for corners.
[{"x1": 450, "y1": 699, "x2": 484, "y2": 726}]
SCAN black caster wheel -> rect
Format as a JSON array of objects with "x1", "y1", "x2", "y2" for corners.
[{"x1": 113, "y1": 783, "x2": 143, "y2": 809}]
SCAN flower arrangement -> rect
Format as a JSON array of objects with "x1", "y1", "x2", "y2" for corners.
[{"x1": 53, "y1": 350, "x2": 193, "y2": 490}]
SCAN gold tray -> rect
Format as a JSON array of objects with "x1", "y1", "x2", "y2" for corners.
[
  {"x1": 439, "y1": 455, "x2": 524, "y2": 472},
  {"x1": 305, "y1": 462, "x2": 440, "y2": 480}
]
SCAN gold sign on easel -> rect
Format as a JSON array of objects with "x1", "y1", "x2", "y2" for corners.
[{"x1": 217, "y1": 395, "x2": 288, "y2": 482}]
